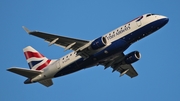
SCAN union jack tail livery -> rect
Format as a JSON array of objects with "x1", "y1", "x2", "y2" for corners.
[
  {"x1": 7, "y1": 46, "x2": 54, "y2": 87},
  {"x1": 23, "y1": 46, "x2": 51, "y2": 70}
]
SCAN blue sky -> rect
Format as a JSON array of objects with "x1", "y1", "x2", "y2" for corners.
[{"x1": 1, "y1": 0, "x2": 180, "y2": 101}]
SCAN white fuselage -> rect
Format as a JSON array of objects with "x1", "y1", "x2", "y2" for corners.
[{"x1": 37, "y1": 13, "x2": 168, "y2": 81}]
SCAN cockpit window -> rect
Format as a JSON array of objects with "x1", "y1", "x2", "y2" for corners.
[
  {"x1": 146, "y1": 13, "x2": 155, "y2": 17},
  {"x1": 136, "y1": 16, "x2": 143, "y2": 22}
]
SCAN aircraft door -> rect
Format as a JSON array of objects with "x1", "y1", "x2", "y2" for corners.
[
  {"x1": 136, "y1": 21, "x2": 141, "y2": 27},
  {"x1": 57, "y1": 60, "x2": 61, "y2": 69},
  {"x1": 136, "y1": 16, "x2": 143, "y2": 27}
]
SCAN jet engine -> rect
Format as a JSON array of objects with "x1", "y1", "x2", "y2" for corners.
[
  {"x1": 124, "y1": 51, "x2": 141, "y2": 64},
  {"x1": 90, "y1": 36, "x2": 107, "y2": 50}
]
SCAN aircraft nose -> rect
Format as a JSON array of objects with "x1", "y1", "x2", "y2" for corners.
[
  {"x1": 159, "y1": 16, "x2": 169, "y2": 27},
  {"x1": 164, "y1": 17, "x2": 169, "y2": 23},
  {"x1": 163, "y1": 17, "x2": 169, "y2": 24}
]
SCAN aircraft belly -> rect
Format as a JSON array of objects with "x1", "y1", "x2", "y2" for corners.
[
  {"x1": 54, "y1": 39, "x2": 130, "y2": 78},
  {"x1": 93, "y1": 39, "x2": 130, "y2": 60}
]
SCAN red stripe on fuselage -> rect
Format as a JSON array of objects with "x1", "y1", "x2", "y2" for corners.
[
  {"x1": 24, "y1": 51, "x2": 44, "y2": 59},
  {"x1": 36, "y1": 60, "x2": 51, "y2": 70}
]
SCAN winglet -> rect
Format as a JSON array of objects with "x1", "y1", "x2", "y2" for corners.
[{"x1": 22, "y1": 26, "x2": 31, "y2": 34}]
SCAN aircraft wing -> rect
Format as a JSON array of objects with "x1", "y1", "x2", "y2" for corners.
[
  {"x1": 101, "y1": 53, "x2": 138, "y2": 78},
  {"x1": 23, "y1": 26, "x2": 90, "y2": 51}
]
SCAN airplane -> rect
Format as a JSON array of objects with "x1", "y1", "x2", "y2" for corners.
[{"x1": 7, "y1": 13, "x2": 169, "y2": 87}]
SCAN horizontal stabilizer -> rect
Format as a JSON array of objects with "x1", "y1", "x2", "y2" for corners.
[
  {"x1": 39, "y1": 79, "x2": 53, "y2": 87},
  {"x1": 7, "y1": 67, "x2": 42, "y2": 78}
]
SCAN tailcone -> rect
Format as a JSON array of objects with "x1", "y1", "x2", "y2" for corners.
[{"x1": 24, "y1": 78, "x2": 34, "y2": 84}]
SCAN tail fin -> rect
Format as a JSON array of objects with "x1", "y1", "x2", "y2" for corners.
[{"x1": 23, "y1": 46, "x2": 51, "y2": 70}]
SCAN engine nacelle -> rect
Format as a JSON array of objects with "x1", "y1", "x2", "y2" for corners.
[
  {"x1": 124, "y1": 51, "x2": 141, "y2": 64},
  {"x1": 90, "y1": 36, "x2": 107, "y2": 50}
]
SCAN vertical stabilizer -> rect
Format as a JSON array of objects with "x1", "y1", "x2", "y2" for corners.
[{"x1": 23, "y1": 46, "x2": 51, "y2": 70}]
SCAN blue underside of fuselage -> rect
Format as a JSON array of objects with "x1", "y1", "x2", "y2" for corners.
[{"x1": 54, "y1": 18, "x2": 168, "y2": 78}]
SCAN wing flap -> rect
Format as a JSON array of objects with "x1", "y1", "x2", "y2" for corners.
[
  {"x1": 7, "y1": 67, "x2": 42, "y2": 78},
  {"x1": 117, "y1": 64, "x2": 138, "y2": 78}
]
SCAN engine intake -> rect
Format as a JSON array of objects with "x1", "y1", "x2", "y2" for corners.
[
  {"x1": 124, "y1": 51, "x2": 141, "y2": 64},
  {"x1": 91, "y1": 36, "x2": 107, "y2": 50}
]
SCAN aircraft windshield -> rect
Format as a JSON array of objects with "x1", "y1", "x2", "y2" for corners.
[{"x1": 146, "y1": 13, "x2": 155, "y2": 17}]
